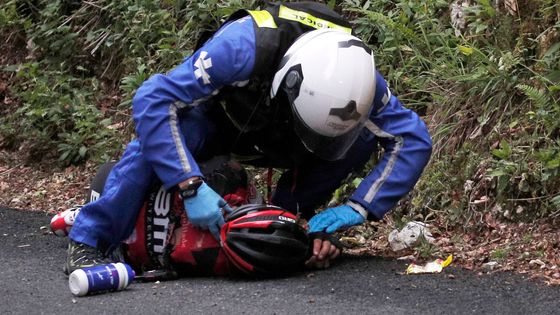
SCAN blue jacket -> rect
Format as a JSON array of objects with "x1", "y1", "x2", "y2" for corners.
[{"x1": 132, "y1": 16, "x2": 432, "y2": 220}]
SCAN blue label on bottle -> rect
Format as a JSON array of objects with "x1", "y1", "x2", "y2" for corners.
[{"x1": 84, "y1": 264, "x2": 120, "y2": 293}]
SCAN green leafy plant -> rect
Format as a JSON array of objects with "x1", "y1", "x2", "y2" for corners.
[
  {"x1": 0, "y1": 0, "x2": 258, "y2": 165},
  {"x1": 340, "y1": 0, "x2": 559, "y2": 224},
  {"x1": 0, "y1": 0, "x2": 559, "y2": 224},
  {"x1": 1, "y1": 62, "x2": 117, "y2": 164}
]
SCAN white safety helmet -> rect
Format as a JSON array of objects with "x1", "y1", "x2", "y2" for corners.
[{"x1": 270, "y1": 29, "x2": 376, "y2": 161}]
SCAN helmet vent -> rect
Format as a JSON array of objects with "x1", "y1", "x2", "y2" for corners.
[{"x1": 221, "y1": 207, "x2": 310, "y2": 275}]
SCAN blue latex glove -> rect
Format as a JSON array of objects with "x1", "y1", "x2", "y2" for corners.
[
  {"x1": 183, "y1": 182, "x2": 233, "y2": 240},
  {"x1": 308, "y1": 205, "x2": 365, "y2": 234}
]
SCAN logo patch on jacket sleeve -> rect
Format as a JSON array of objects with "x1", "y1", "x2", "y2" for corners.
[{"x1": 194, "y1": 51, "x2": 213, "y2": 84}]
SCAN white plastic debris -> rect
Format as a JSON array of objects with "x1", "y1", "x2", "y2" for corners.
[
  {"x1": 482, "y1": 261, "x2": 499, "y2": 271},
  {"x1": 388, "y1": 221, "x2": 435, "y2": 251},
  {"x1": 406, "y1": 255, "x2": 453, "y2": 274}
]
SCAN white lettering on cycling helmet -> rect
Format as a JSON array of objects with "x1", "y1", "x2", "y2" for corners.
[{"x1": 278, "y1": 215, "x2": 296, "y2": 223}]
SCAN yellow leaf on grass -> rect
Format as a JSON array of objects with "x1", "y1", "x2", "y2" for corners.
[{"x1": 458, "y1": 45, "x2": 474, "y2": 56}]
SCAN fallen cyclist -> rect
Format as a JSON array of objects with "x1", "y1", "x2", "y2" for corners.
[
  {"x1": 60, "y1": 1, "x2": 432, "y2": 276},
  {"x1": 51, "y1": 157, "x2": 342, "y2": 278}
]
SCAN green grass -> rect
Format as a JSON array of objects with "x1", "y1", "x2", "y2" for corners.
[
  {"x1": 0, "y1": 0, "x2": 559, "y2": 221},
  {"x1": 490, "y1": 247, "x2": 511, "y2": 261}
]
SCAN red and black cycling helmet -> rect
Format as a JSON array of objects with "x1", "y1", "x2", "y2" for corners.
[{"x1": 220, "y1": 204, "x2": 310, "y2": 276}]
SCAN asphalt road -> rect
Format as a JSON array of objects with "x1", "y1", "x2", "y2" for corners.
[{"x1": 1, "y1": 207, "x2": 558, "y2": 315}]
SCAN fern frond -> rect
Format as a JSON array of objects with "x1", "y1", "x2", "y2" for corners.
[
  {"x1": 345, "y1": 7, "x2": 416, "y2": 40},
  {"x1": 516, "y1": 84, "x2": 551, "y2": 109}
]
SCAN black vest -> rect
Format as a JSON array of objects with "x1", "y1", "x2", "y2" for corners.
[{"x1": 203, "y1": 2, "x2": 352, "y2": 167}]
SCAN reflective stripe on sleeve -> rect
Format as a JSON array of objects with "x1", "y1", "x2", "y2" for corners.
[
  {"x1": 377, "y1": 86, "x2": 392, "y2": 114},
  {"x1": 363, "y1": 120, "x2": 404, "y2": 203},
  {"x1": 346, "y1": 200, "x2": 368, "y2": 219},
  {"x1": 169, "y1": 102, "x2": 191, "y2": 174}
]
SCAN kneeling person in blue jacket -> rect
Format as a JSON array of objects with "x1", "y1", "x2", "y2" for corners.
[{"x1": 66, "y1": 1, "x2": 432, "y2": 272}]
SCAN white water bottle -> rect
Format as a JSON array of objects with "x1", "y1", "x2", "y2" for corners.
[{"x1": 68, "y1": 263, "x2": 135, "y2": 296}]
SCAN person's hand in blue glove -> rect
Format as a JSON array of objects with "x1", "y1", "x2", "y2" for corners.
[
  {"x1": 180, "y1": 178, "x2": 232, "y2": 241},
  {"x1": 308, "y1": 204, "x2": 365, "y2": 234}
]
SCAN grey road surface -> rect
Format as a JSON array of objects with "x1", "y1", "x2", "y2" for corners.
[{"x1": 1, "y1": 207, "x2": 558, "y2": 315}]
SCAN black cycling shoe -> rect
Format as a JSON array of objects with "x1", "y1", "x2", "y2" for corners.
[{"x1": 64, "y1": 240, "x2": 122, "y2": 275}]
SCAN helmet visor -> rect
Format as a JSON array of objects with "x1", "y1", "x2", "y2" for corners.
[{"x1": 291, "y1": 107, "x2": 366, "y2": 161}]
